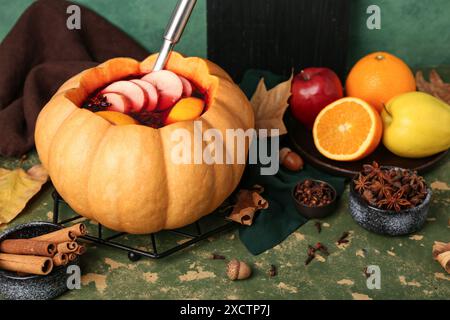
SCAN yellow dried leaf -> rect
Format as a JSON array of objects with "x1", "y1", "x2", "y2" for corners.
[
  {"x1": 0, "y1": 165, "x2": 48, "y2": 224},
  {"x1": 250, "y1": 74, "x2": 293, "y2": 136}
]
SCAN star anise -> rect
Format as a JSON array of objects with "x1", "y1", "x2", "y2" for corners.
[
  {"x1": 377, "y1": 190, "x2": 412, "y2": 212},
  {"x1": 362, "y1": 189, "x2": 376, "y2": 205},
  {"x1": 354, "y1": 173, "x2": 370, "y2": 194},
  {"x1": 408, "y1": 173, "x2": 426, "y2": 193},
  {"x1": 369, "y1": 179, "x2": 393, "y2": 200},
  {"x1": 362, "y1": 161, "x2": 382, "y2": 179},
  {"x1": 356, "y1": 162, "x2": 428, "y2": 212}
]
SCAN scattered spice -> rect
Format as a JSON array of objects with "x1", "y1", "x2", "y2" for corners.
[
  {"x1": 294, "y1": 179, "x2": 334, "y2": 207},
  {"x1": 305, "y1": 245, "x2": 317, "y2": 265},
  {"x1": 268, "y1": 264, "x2": 277, "y2": 277},
  {"x1": 315, "y1": 242, "x2": 330, "y2": 256},
  {"x1": 211, "y1": 253, "x2": 226, "y2": 260},
  {"x1": 337, "y1": 232, "x2": 350, "y2": 245},
  {"x1": 314, "y1": 221, "x2": 322, "y2": 233},
  {"x1": 305, "y1": 254, "x2": 315, "y2": 266},
  {"x1": 82, "y1": 94, "x2": 111, "y2": 111},
  {"x1": 354, "y1": 162, "x2": 428, "y2": 212},
  {"x1": 363, "y1": 267, "x2": 371, "y2": 278}
]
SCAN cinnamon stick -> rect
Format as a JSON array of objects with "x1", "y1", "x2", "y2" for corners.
[
  {"x1": 74, "y1": 245, "x2": 86, "y2": 256},
  {"x1": 0, "y1": 253, "x2": 53, "y2": 275},
  {"x1": 56, "y1": 241, "x2": 78, "y2": 254},
  {"x1": 0, "y1": 239, "x2": 56, "y2": 257},
  {"x1": 68, "y1": 253, "x2": 77, "y2": 262},
  {"x1": 437, "y1": 251, "x2": 450, "y2": 274},
  {"x1": 53, "y1": 253, "x2": 68, "y2": 267},
  {"x1": 33, "y1": 223, "x2": 86, "y2": 243},
  {"x1": 68, "y1": 223, "x2": 87, "y2": 237},
  {"x1": 432, "y1": 241, "x2": 450, "y2": 259}
]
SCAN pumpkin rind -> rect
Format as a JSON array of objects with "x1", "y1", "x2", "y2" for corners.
[{"x1": 35, "y1": 52, "x2": 255, "y2": 234}]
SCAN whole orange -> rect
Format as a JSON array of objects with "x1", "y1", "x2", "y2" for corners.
[{"x1": 346, "y1": 52, "x2": 416, "y2": 113}]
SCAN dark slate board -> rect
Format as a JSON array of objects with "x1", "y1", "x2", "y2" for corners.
[{"x1": 207, "y1": 0, "x2": 350, "y2": 82}]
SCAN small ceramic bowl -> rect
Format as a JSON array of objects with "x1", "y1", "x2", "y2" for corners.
[
  {"x1": 0, "y1": 221, "x2": 79, "y2": 300},
  {"x1": 292, "y1": 179, "x2": 338, "y2": 219},
  {"x1": 348, "y1": 168, "x2": 432, "y2": 236}
]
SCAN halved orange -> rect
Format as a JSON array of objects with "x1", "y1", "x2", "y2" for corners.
[{"x1": 312, "y1": 97, "x2": 382, "y2": 161}]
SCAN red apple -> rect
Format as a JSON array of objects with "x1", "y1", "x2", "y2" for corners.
[{"x1": 290, "y1": 68, "x2": 343, "y2": 129}]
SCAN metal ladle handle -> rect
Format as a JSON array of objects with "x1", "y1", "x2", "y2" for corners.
[{"x1": 152, "y1": 0, "x2": 197, "y2": 71}]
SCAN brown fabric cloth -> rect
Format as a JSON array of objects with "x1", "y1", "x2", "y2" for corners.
[{"x1": 0, "y1": 0, "x2": 149, "y2": 157}]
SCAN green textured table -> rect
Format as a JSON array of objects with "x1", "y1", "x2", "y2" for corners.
[{"x1": 0, "y1": 150, "x2": 449, "y2": 300}]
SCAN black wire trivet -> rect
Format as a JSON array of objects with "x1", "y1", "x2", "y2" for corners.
[{"x1": 52, "y1": 191, "x2": 235, "y2": 261}]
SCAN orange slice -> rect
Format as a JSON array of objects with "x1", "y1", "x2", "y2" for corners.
[
  {"x1": 165, "y1": 97, "x2": 204, "y2": 125},
  {"x1": 96, "y1": 111, "x2": 139, "y2": 126},
  {"x1": 312, "y1": 97, "x2": 382, "y2": 161}
]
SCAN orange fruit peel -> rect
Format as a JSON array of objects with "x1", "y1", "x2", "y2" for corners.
[{"x1": 312, "y1": 97, "x2": 382, "y2": 161}]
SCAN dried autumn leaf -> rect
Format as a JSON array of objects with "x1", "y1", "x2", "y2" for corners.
[
  {"x1": 0, "y1": 165, "x2": 48, "y2": 224},
  {"x1": 416, "y1": 70, "x2": 450, "y2": 104},
  {"x1": 250, "y1": 74, "x2": 293, "y2": 136}
]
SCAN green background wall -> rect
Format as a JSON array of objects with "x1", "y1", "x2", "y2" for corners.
[{"x1": 0, "y1": 0, "x2": 449, "y2": 70}]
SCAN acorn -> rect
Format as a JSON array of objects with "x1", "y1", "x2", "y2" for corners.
[
  {"x1": 227, "y1": 259, "x2": 252, "y2": 280},
  {"x1": 279, "y1": 147, "x2": 304, "y2": 171}
]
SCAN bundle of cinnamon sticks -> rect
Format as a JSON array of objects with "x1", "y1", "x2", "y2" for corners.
[
  {"x1": 432, "y1": 241, "x2": 450, "y2": 274},
  {"x1": 0, "y1": 223, "x2": 87, "y2": 276}
]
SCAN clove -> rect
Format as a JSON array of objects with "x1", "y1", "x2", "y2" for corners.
[
  {"x1": 305, "y1": 245, "x2": 316, "y2": 265},
  {"x1": 211, "y1": 253, "x2": 226, "y2": 260},
  {"x1": 305, "y1": 255, "x2": 315, "y2": 266},
  {"x1": 363, "y1": 267, "x2": 372, "y2": 278},
  {"x1": 315, "y1": 242, "x2": 329, "y2": 256},
  {"x1": 314, "y1": 221, "x2": 322, "y2": 233},
  {"x1": 268, "y1": 264, "x2": 277, "y2": 277},
  {"x1": 337, "y1": 231, "x2": 350, "y2": 245}
]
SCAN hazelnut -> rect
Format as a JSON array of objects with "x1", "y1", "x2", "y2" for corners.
[
  {"x1": 227, "y1": 259, "x2": 252, "y2": 280},
  {"x1": 279, "y1": 147, "x2": 304, "y2": 171}
]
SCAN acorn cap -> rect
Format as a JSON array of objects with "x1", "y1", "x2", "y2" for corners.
[{"x1": 227, "y1": 259, "x2": 252, "y2": 280}]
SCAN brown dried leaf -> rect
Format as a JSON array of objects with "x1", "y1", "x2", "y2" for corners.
[
  {"x1": 250, "y1": 74, "x2": 293, "y2": 136},
  {"x1": 227, "y1": 185, "x2": 269, "y2": 226},
  {"x1": 429, "y1": 69, "x2": 444, "y2": 85},
  {"x1": 0, "y1": 165, "x2": 48, "y2": 224},
  {"x1": 416, "y1": 69, "x2": 450, "y2": 104}
]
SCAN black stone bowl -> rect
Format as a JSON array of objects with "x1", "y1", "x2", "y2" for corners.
[
  {"x1": 0, "y1": 221, "x2": 79, "y2": 300},
  {"x1": 349, "y1": 168, "x2": 432, "y2": 236},
  {"x1": 292, "y1": 179, "x2": 338, "y2": 219}
]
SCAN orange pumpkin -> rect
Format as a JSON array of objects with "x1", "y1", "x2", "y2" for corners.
[{"x1": 35, "y1": 52, "x2": 255, "y2": 234}]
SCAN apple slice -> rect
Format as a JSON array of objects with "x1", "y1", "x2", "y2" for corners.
[
  {"x1": 130, "y1": 79, "x2": 158, "y2": 112},
  {"x1": 103, "y1": 93, "x2": 131, "y2": 113},
  {"x1": 141, "y1": 70, "x2": 183, "y2": 111},
  {"x1": 178, "y1": 75, "x2": 193, "y2": 97},
  {"x1": 102, "y1": 81, "x2": 147, "y2": 112}
]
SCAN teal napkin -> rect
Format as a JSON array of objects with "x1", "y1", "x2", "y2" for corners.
[{"x1": 238, "y1": 70, "x2": 346, "y2": 255}]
